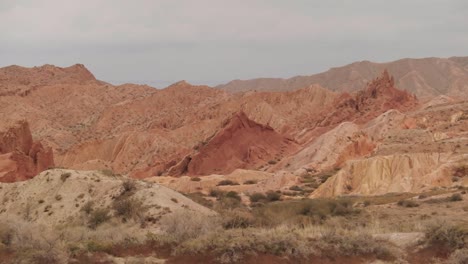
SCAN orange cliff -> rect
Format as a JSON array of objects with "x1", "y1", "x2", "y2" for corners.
[{"x1": 0, "y1": 120, "x2": 54, "y2": 182}]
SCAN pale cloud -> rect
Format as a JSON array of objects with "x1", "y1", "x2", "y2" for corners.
[{"x1": 0, "y1": 0, "x2": 467, "y2": 87}]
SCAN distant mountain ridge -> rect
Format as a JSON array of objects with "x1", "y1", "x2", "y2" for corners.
[{"x1": 217, "y1": 56, "x2": 468, "y2": 99}]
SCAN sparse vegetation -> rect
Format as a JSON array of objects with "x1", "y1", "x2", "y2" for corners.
[
  {"x1": 191, "y1": 177, "x2": 201, "y2": 182},
  {"x1": 289, "y1": 185, "x2": 303, "y2": 191},
  {"x1": 265, "y1": 190, "x2": 281, "y2": 202},
  {"x1": 217, "y1": 180, "x2": 239, "y2": 186},
  {"x1": 88, "y1": 208, "x2": 111, "y2": 229},
  {"x1": 243, "y1": 179, "x2": 257, "y2": 185},
  {"x1": 112, "y1": 197, "x2": 145, "y2": 221},
  {"x1": 249, "y1": 192, "x2": 267, "y2": 203},
  {"x1": 424, "y1": 223, "x2": 467, "y2": 249},
  {"x1": 81, "y1": 201, "x2": 94, "y2": 215},
  {"x1": 122, "y1": 180, "x2": 136, "y2": 193},
  {"x1": 60, "y1": 172, "x2": 71, "y2": 182},
  {"x1": 397, "y1": 199, "x2": 419, "y2": 207},
  {"x1": 100, "y1": 169, "x2": 114, "y2": 177},
  {"x1": 449, "y1": 193, "x2": 463, "y2": 202}
]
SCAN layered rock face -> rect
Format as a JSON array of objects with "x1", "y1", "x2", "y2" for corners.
[
  {"x1": 0, "y1": 120, "x2": 54, "y2": 182},
  {"x1": 311, "y1": 153, "x2": 466, "y2": 197},
  {"x1": 183, "y1": 112, "x2": 298, "y2": 175}
]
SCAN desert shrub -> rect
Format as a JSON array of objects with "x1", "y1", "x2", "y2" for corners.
[
  {"x1": 289, "y1": 185, "x2": 303, "y2": 191},
  {"x1": 397, "y1": 199, "x2": 419, "y2": 207},
  {"x1": 185, "y1": 193, "x2": 213, "y2": 208},
  {"x1": 319, "y1": 231, "x2": 399, "y2": 260},
  {"x1": 225, "y1": 191, "x2": 241, "y2": 201},
  {"x1": 449, "y1": 193, "x2": 463, "y2": 202},
  {"x1": 222, "y1": 210, "x2": 255, "y2": 229},
  {"x1": 88, "y1": 208, "x2": 111, "y2": 229},
  {"x1": 209, "y1": 189, "x2": 225, "y2": 198},
  {"x1": 418, "y1": 194, "x2": 429, "y2": 199},
  {"x1": 100, "y1": 169, "x2": 114, "y2": 177},
  {"x1": 171, "y1": 198, "x2": 179, "y2": 203},
  {"x1": 112, "y1": 197, "x2": 144, "y2": 220},
  {"x1": 122, "y1": 180, "x2": 136, "y2": 193},
  {"x1": 17, "y1": 250, "x2": 62, "y2": 264},
  {"x1": 249, "y1": 193, "x2": 267, "y2": 203},
  {"x1": 217, "y1": 196, "x2": 242, "y2": 210},
  {"x1": 55, "y1": 194, "x2": 62, "y2": 201},
  {"x1": 424, "y1": 223, "x2": 467, "y2": 249},
  {"x1": 254, "y1": 198, "x2": 360, "y2": 227},
  {"x1": 447, "y1": 248, "x2": 468, "y2": 264},
  {"x1": 86, "y1": 240, "x2": 112, "y2": 252},
  {"x1": 159, "y1": 211, "x2": 220, "y2": 243},
  {"x1": 175, "y1": 227, "x2": 314, "y2": 262},
  {"x1": 266, "y1": 191, "x2": 281, "y2": 202},
  {"x1": 243, "y1": 180, "x2": 257, "y2": 185},
  {"x1": 191, "y1": 177, "x2": 201, "y2": 182},
  {"x1": 60, "y1": 172, "x2": 71, "y2": 182},
  {"x1": 217, "y1": 180, "x2": 239, "y2": 186},
  {"x1": 81, "y1": 201, "x2": 94, "y2": 215},
  {"x1": 0, "y1": 225, "x2": 14, "y2": 247},
  {"x1": 268, "y1": 160, "x2": 277, "y2": 165}
]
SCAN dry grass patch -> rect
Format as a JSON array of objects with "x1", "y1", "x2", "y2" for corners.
[{"x1": 424, "y1": 223, "x2": 468, "y2": 250}]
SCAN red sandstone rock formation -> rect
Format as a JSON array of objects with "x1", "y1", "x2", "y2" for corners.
[
  {"x1": 0, "y1": 120, "x2": 54, "y2": 182},
  {"x1": 169, "y1": 112, "x2": 298, "y2": 176},
  {"x1": 317, "y1": 70, "x2": 418, "y2": 127}
]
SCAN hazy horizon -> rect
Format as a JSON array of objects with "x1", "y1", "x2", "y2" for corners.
[{"x1": 1, "y1": 0, "x2": 467, "y2": 88}]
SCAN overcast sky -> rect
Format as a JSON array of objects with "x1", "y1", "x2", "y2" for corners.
[{"x1": 1, "y1": 0, "x2": 467, "y2": 87}]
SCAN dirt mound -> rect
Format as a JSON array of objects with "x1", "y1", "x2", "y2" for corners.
[
  {"x1": 0, "y1": 169, "x2": 213, "y2": 229},
  {"x1": 170, "y1": 112, "x2": 298, "y2": 176},
  {"x1": 0, "y1": 120, "x2": 54, "y2": 182}
]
